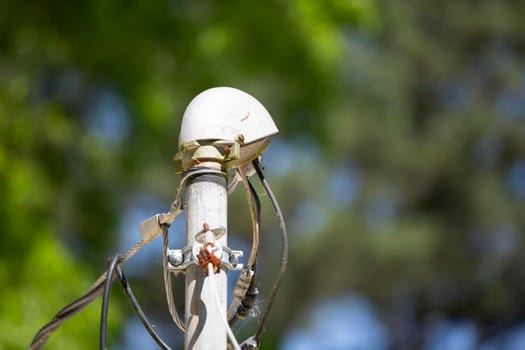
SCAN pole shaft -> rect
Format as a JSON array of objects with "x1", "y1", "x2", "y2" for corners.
[{"x1": 184, "y1": 169, "x2": 227, "y2": 350}]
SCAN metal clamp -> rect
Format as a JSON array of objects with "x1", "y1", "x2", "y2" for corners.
[
  {"x1": 168, "y1": 245, "x2": 243, "y2": 272},
  {"x1": 167, "y1": 225, "x2": 243, "y2": 272}
]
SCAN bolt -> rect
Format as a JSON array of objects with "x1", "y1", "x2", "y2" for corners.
[
  {"x1": 168, "y1": 250, "x2": 183, "y2": 266},
  {"x1": 229, "y1": 253, "x2": 238, "y2": 267}
]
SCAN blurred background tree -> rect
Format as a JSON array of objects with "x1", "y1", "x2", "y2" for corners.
[{"x1": 1, "y1": 0, "x2": 525, "y2": 349}]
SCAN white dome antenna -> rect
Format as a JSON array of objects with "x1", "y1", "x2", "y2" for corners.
[{"x1": 173, "y1": 87, "x2": 278, "y2": 173}]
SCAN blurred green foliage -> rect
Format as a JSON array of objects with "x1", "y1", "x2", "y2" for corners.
[{"x1": 1, "y1": 0, "x2": 525, "y2": 349}]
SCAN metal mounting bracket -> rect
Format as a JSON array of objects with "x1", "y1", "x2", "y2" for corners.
[
  {"x1": 168, "y1": 244, "x2": 243, "y2": 272},
  {"x1": 168, "y1": 225, "x2": 243, "y2": 272}
]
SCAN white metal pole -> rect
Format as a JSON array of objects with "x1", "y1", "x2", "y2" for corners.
[{"x1": 184, "y1": 163, "x2": 227, "y2": 350}]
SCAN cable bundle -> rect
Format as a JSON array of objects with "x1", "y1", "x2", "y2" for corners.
[{"x1": 29, "y1": 160, "x2": 287, "y2": 350}]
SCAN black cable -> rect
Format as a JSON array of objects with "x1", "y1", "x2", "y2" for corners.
[
  {"x1": 30, "y1": 240, "x2": 151, "y2": 350},
  {"x1": 252, "y1": 158, "x2": 288, "y2": 343},
  {"x1": 248, "y1": 177, "x2": 262, "y2": 236},
  {"x1": 100, "y1": 254, "x2": 120, "y2": 350},
  {"x1": 115, "y1": 265, "x2": 173, "y2": 350},
  {"x1": 29, "y1": 280, "x2": 105, "y2": 350},
  {"x1": 30, "y1": 253, "x2": 174, "y2": 350},
  {"x1": 230, "y1": 178, "x2": 260, "y2": 327}
]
